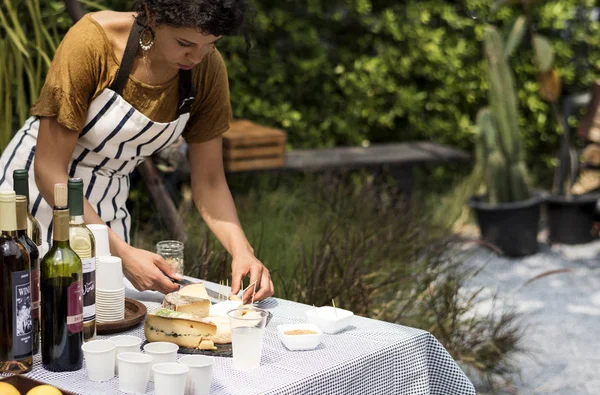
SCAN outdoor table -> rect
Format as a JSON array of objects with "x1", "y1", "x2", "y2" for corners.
[{"x1": 11, "y1": 280, "x2": 476, "y2": 394}]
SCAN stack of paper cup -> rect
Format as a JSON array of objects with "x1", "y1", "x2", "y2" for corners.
[{"x1": 96, "y1": 256, "x2": 125, "y2": 322}]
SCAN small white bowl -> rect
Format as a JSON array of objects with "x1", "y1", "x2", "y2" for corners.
[
  {"x1": 305, "y1": 306, "x2": 354, "y2": 334},
  {"x1": 277, "y1": 324, "x2": 322, "y2": 351}
]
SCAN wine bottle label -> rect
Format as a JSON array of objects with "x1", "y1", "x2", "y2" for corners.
[
  {"x1": 12, "y1": 270, "x2": 33, "y2": 359},
  {"x1": 82, "y1": 257, "x2": 96, "y2": 322},
  {"x1": 31, "y1": 269, "x2": 40, "y2": 319},
  {"x1": 67, "y1": 281, "x2": 83, "y2": 334}
]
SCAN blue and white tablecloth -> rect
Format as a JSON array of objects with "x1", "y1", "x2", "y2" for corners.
[{"x1": 18, "y1": 280, "x2": 476, "y2": 395}]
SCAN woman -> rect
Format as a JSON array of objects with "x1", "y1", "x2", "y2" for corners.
[{"x1": 0, "y1": 0, "x2": 274, "y2": 303}]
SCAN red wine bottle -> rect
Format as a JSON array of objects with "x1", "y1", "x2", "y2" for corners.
[
  {"x1": 14, "y1": 169, "x2": 42, "y2": 354},
  {"x1": 15, "y1": 195, "x2": 40, "y2": 355},
  {"x1": 0, "y1": 190, "x2": 33, "y2": 373}
]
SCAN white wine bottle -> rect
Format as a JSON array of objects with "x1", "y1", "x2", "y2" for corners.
[
  {"x1": 68, "y1": 178, "x2": 96, "y2": 341},
  {"x1": 41, "y1": 184, "x2": 83, "y2": 372},
  {"x1": 13, "y1": 169, "x2": 41, "y2": 354},
  {"x1": 0, "y1": 190, "x2": 33, "y2": 373}
]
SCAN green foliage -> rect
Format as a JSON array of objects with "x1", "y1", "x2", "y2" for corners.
[
  {"x1": 0, "y1": 0, "x2": 103, "y2": 150},
  {"x1": 215, "y1": 0, "x2": 600, "y2": 184},
  {"x1": 533, "y1": 34, "x2": 555, "y2": 72},
  {"x1": 504, "y1": 15, "x2": 527, "y2": 58},
  {"x1": 3, "y1": 0, "x2": 600, "y2": 185}
]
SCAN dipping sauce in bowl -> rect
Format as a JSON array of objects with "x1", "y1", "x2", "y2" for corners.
[
  {"x1": 284, "y1": 329, "x2": 319, "y2": 336},
  {"x1": 277, "y1": 324, "x2": 322, "y2": 351}
]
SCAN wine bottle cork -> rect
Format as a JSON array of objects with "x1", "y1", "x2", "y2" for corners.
[
  {"x1": 15, "y1": 195, "x2": 28, "y2": 231},
  {"x1": 0, "y1": 190, "x2": 15, "y2": 203},
  {"x1": 0, "y1": 190, "x2": 17, "y2": 232},
  {"x1": 54, "y1": 183, "x2": 68, "y2": 208}
]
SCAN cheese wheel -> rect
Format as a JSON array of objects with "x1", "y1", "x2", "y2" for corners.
[
  {"x1": 178, "y1": 283, "x2": 210, "y2": 299},
  {"x1": 204, "y1": 315, "x2": 232, "y2": 344},
  {"x1": 144, "y1": 308, "x2": 217, "y2": 349},
  {"x1": 163, "y1": 292, "x2": 210, "y2": 318}
]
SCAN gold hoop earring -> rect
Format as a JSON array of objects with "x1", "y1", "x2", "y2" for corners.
[
  {"x1": 140, "y1": 26, "x2": 155, "y2": 84},
  {"x1": 139, "y1": 26, "x2": 155, "y2": 51}
]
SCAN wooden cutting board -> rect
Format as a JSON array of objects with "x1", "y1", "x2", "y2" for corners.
[{"x1": 96, "y1": 298, "x2": 147, "y2": 335}]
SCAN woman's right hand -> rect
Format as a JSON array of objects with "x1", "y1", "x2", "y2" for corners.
[{"x1": 120, "y1": 245, "x2": 181, "y2": 294}]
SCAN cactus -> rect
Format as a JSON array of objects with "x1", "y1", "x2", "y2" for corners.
[{"x1": 475, "y1": 26, "x2": 532, "y2": 204}]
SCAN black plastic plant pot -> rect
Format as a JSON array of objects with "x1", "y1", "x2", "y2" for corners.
[
  {"x1": 545, "y1": 194, "x2": 600, "y2": 245},
  {"x1": 468, "y1": 195, "x2": 543, "y2": 257}
]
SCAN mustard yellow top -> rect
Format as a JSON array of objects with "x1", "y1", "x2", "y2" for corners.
[{"x1": 30, "y1": 14, "x2": 231, "y2": 143}]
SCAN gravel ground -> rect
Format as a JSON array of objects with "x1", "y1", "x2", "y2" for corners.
[{"x1": 463, "y1": 240, "x2": 600, "y2": 395}]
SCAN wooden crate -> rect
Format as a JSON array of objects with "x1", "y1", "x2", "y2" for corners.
[{"x1": 222, "y1": 120, "x2": 287, "y2": 172}]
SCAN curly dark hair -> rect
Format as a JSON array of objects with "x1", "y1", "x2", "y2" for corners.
[{"x1": 134, "y1": 0, "x2": 251, "y2": 44}]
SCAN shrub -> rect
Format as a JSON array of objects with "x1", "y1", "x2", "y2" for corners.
[{"x1": 217, "y1": 0, "x2": 600, "y2": 184}]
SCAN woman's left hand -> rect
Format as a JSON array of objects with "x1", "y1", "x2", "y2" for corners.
[{"x1": 230, "y1": 252, "x2": 275, "y2": 304}]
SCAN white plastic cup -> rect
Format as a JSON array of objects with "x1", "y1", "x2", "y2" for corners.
[
  {"x1": 117, "y1": 352, "x2": 152, "y2": 394},
  {"x1": 143, "y1": 342, "x2": 179, "y2": 382},
  {"x1": 110, "y1": 335, "x2": 142, "y2": 374},
  {"x1": 88, "y1": 224, "x2": 110, "y2": 257},
  {"x1": 179, "y1": 355, "x2": 214, "y2": 395},
  {"x1": 228, "y1": 307, "x2": 269, "y2": 371},
  {"x1": 96, "y1": 256, "x2": 124, "y2": 291},
  {"x1": 81, "y1": 340, "x2": 116, "y2": 382},
  {"x1": 153, "y1": 362, "x2": 189, "y2": 395}
]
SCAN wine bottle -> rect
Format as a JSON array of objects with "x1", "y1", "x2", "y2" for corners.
[
  {"x1": 68, "y1": 178, "x2": 96, "y2": 342},
  {"x1": 14, "y1": 169, "x2": 42, "y2": 355},
  {"x1": 15, "y1": 195, "x2": 40, "y2": 356},
  {"x1": 41, "y1": 184, "x2": 83, "y2": 372},
  {"x1": 13, "y1": 170, "x2": 42, "y2": 245},
  {"x1": 0, "y1": 190, "x2": 33, "y2": 373}
]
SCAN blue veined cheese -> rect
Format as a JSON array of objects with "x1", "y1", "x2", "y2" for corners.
[{"x1": 144, "y1": 308, "x2": 217, "y2": 349}]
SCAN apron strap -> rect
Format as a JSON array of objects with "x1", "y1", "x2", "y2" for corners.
[
  {"x1": 110, "y1": 18, "x2": 197, "y2": 115},
  {"x1": 109, "y1": 19, "x2": 143, "y2": 95}
]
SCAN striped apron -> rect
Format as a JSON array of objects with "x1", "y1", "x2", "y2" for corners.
[{"x1": 0, "y1": 19, "x2": 196, "y2": 247}]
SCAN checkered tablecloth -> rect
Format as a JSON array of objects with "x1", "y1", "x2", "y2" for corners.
[{"x1": 13, "y1": 281, "x2": 476, "y2": 395}]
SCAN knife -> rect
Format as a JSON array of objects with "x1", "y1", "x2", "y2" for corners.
[{"x1": 172, "y1": 277, "x2": 195, "y2": 286}]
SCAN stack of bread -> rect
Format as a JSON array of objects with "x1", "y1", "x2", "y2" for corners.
[{"x1": 144, "y1": 283, "x2": 243, "y2": 350}]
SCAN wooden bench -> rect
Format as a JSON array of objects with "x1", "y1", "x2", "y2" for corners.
[
  {"x1": 227, "y1": 141, "x2": 470, "y2": 197},
  {"x1": 283, "y1": 142, "x2": 470, "y2": 171}
]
